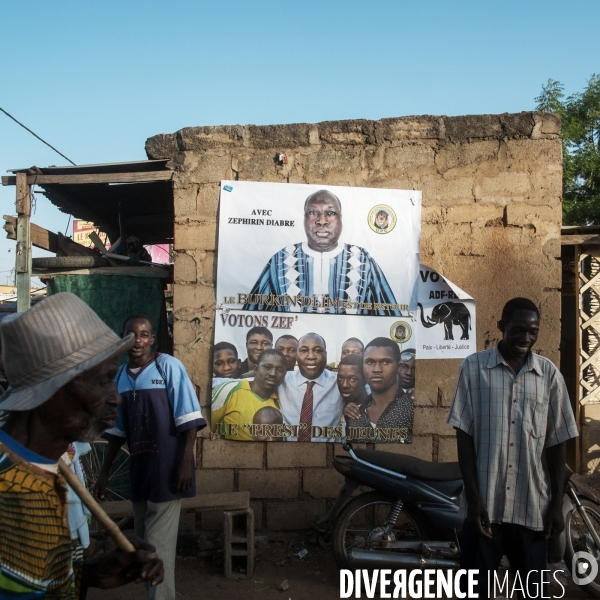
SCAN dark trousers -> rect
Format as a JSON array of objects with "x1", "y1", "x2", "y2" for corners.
[{"x1": 460, "y1": 519, "x2": 548, "y2": 600}]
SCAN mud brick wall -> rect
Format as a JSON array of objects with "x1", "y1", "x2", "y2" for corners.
[{"x1": 146, "y1": 112, "x2": 563, "y2": 530}]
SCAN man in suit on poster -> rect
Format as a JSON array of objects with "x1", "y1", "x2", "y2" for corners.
[{"x1": 276, "y1": 333, "x2": 343, "y2": 441}]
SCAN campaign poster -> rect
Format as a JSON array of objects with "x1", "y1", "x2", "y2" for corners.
[
  {"x1": 216, "y1": 181, "x2": 421, "y2": 315},
  {"x1": 212, "y1": 310, "x2": 417, "y2": 443},
  {"x1": 416, "y1": 264, "x2": 476, "y2": 359},
  {"x1": 213, "y1": 181, "x2": 421, "y2": 443}
]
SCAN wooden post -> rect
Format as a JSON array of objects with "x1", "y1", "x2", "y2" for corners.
[
  {"x1": 574, "y1": 244, "x2": 582, "y2": 473},
  {"x1": 15, "y1": 173, "x2": 31, "y2": 312}
]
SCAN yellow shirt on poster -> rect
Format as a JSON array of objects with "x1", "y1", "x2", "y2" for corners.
[{"x1": 211, "y1": 379, "x2": 280, "y2": 441}]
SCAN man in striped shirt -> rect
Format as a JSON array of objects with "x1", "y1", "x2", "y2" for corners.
[{"x1": 447, "y1": 297, "x2": 578, "y2": 599}]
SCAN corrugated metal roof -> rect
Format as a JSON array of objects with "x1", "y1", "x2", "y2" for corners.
[
  {"x1": 8, "y1": 159, "x2": 171, "y2": 175},
  {"x1": 8, "y1": 161, "x2": 175, "y2": 245}
]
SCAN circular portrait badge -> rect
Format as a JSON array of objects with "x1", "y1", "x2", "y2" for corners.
[
  {"x1": 390, "y1": 321, "x2": 412, "y2": 344},
  {"x1": 368, "y1": 204, "x2": 397, "y2": 234}
]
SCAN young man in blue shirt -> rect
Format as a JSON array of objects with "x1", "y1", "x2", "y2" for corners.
[{"x1": 95, "y1": 315, "x2": 206, "y2": 600}]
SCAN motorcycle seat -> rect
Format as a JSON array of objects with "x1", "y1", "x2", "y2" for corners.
[{"x1": 353, "y1": 448, "x2": 462, "y2": 481}]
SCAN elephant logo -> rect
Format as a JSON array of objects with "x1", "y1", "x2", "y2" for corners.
[{"x1": 418, "y1": 302, "x2": 471, "y2": 341}]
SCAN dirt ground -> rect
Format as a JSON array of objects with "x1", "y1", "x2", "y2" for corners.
[
  {"x1": 88, "y1": 532, "x2": 341, "y2": 600},
  {"x1": 87, "y1": 531, "x2": 598, "y2": 600},
  {"x1": 89, "y1": 476, "x2": 600, "y2": 600}
]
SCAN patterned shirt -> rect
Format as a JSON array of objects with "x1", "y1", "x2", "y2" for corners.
[
  {"x1": 346, "y1": 391, "x2": 414, "y2": 443},
  {"x1": 242, "y1": 242, "x2": 400, "y2": 315},
  {"x1": 105, "y1": 353, "x2": 206, "y2": 503},
  {"x1": 447, "y1": 346, "x2": 578, "y2": 531},
  {"x1": 0, "y1": 428, "x2": 83, "y2": 599}
]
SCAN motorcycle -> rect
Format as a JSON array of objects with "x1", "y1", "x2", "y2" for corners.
[{"x1": 320, "y1": 442, "x2": 600, "y2": 597}]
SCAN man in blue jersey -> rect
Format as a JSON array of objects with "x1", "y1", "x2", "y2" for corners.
[{"x1": 94, "y1": 314, "x2": 206, "y2": 600}]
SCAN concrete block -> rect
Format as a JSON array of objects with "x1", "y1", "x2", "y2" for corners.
[
  {"x1": 178, "y1": 125, "x2": 245, "y2": 151},
  {"x1": 379, "y1": 116, "x2": 443, "y2": 141},
  {"x1": 195, "y1": 468, "x2": 235, "y2": 494},
  {"x1": 446, "y1": 204, "x2": 502, "y2": 226},
  {"x1": 184, "y1": 150, "x2": 233, "y2": 184},
  {"x1": 178, "y1": 512, "x2": 196, "y2": 532},
  {"x1": 173, "y1": 186, "x2": 198, "y2": 217},
  {"x1": 317, "y1": 119, "x2": 373, "y2": 145},
  {"x1": 417, "y1": 359, "x2": 462, "y2": 407},
  {"x1": 196, "y1": 250, "x2": 216, "y2": 286},
  {"x1": 195, "y1": 184, "x2": 220, "y2": 219},
  {"x1": 384, "y1": 144, "x2": 436, "y2": 171},
  {"x1": 303, "y1": 468, "x2": 345, "y2": 499},
  {"x1": 444, "y1": 115, "x2": 503, "y2": 141},
  {"x1": 532, "y1": 113, "x2": 561, "y2": 138},
  {"x1": 202, "y1": 439, "x2": 264, "y2": 469},
  {"x1": 476, "y1": 172, "x2": 531, "y2": 202},
  {"x1": 374, "y1": 436, "x2": 433, "y2": 460},
  {"x1": 174, "y1": 252, "x2": 197, "y2": 284},
  {"x1": 499, "y1": 113, "x2": 535, "y2": 138},
  {"x1": 236, "y1": 151, "x2": 286, "y2": 182},
  {"x1": 305, "y1": 148, "x2": 363, "y2": 180},
  {"x1": 420, "y1": 175, "x2": 474, "y2": 207},
  {"x1": 250, "y1": 500, "x2": 263, "y2": 530},
  {"x1": 437, "y1": 437, "x2": 458, "y2": 462},
  {"x1": 175, "y1": 220, "x2": 217, "y2": 251},
  {"x1": 267, "y1": 442, "x2": 327, "y2": 468},
  {"x1": 436, "y1": 140, "x2": 499, "y2": 174},
  {"x1": 238, "y1": 469, "x2": 299, "y2": 499},
  {"x1": 266, "y1": 500, "x2": 327, "y2": 530},
  {"x1": 505, "y1": 204, "x2": 559, "y2": 227},
  {"x1": 201, "y1": 509, "x2": 224, "y2": 531},
  {"x1": 247, "y1": 123, "x2": 311, "y2": 149},
  {"x1": 172, "y1": 284, "x2": 215, "y2": 317},
  {"x1": 413, "y1": 408, "x2": 436, "y2": 434},
  {"x1": 224, "y1": 508, "x2": 255, "y2": 579},
  {"x1": 435, "y1": 407, "x2": 456, "y2": 436},
  {"x1": 146, "y1": 133, "x2": 179, "y2": 159}
]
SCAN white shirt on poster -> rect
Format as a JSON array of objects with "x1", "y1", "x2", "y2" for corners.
[{"x1": 277, "y1": 368, "x2": 343, "y2": 442}]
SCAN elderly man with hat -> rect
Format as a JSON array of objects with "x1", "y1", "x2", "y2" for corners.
[{"x1": 0, "y1": 292, "x2": 164, "y2": 599}]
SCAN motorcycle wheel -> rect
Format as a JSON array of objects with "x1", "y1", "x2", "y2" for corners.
[
  {"x1": 332, "y1": 491, "x2": 429, "y2": 570},
  {"x1": 565, "y1": 499, "x2": 600, "y2": 598}
]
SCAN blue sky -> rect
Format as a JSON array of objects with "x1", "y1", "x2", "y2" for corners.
[{"x1": 1, "y1": 0, "x2": 598, "y2": 284}]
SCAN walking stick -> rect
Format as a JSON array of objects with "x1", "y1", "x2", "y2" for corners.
[{"x1": 58, "y1": 458, "x2": 136, "y2": 553}]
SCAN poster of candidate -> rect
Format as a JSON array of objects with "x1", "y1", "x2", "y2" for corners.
[
  {"x1": 416, "y1": 264, "x2": 476, "y2": 359},
  {"x1": 212, "y1": 311, "x2": 417, "y2": 443},
  {"x1": 212, "y1": 181, "x2": 422, "y2": 443},
  {"x1": 216, "y1": 181, "x2": 421, "y2": 315}
]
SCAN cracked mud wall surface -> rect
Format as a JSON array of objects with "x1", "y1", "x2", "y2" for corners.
[{"x1": 146, "y1": 112, "x2": 563, "y2": 529}]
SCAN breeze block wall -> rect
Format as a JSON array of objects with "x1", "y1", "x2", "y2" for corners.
[{"x1": 146, "y1": 112, "x2": 563, "y2": 530}]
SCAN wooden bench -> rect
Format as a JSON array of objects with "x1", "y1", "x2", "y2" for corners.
[{"x1": 101, "y1": 491, "x2": 254, "y2": 579}]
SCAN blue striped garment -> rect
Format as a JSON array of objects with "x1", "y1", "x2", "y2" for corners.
[{"x1": 242, "y1": 242, "x2": 401, "y2": 316}]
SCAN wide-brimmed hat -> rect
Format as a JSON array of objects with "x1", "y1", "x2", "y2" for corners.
[{"x1": 0, "y1": 292, "x2": 134, "y2": 411}]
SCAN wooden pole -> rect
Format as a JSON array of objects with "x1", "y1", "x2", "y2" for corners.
[
  {"x1": 574, "y1": 244, "x2": 582, "y2": 473},
  {"x1": 58, "y1": 458, "x2": 136, "y2": 553},
  {"x1": 15, "y1": 173, "x2": 31, "y2": 313}
]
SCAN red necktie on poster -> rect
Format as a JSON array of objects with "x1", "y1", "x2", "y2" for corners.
[{"x1": 298, "y1": 381, "x2": 316, "y2": 442}]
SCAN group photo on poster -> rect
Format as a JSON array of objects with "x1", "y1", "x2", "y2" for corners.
[
  {"x1": 211, "y1": 311, "x2": 417, "y2": 443},
  {"x1": 212, "y1": 181, "x2": 422, "y2": 444}
]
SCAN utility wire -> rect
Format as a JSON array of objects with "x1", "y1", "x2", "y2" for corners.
[{"x1": 0, "y1": 107, "x2": 76, "y2": 166}]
